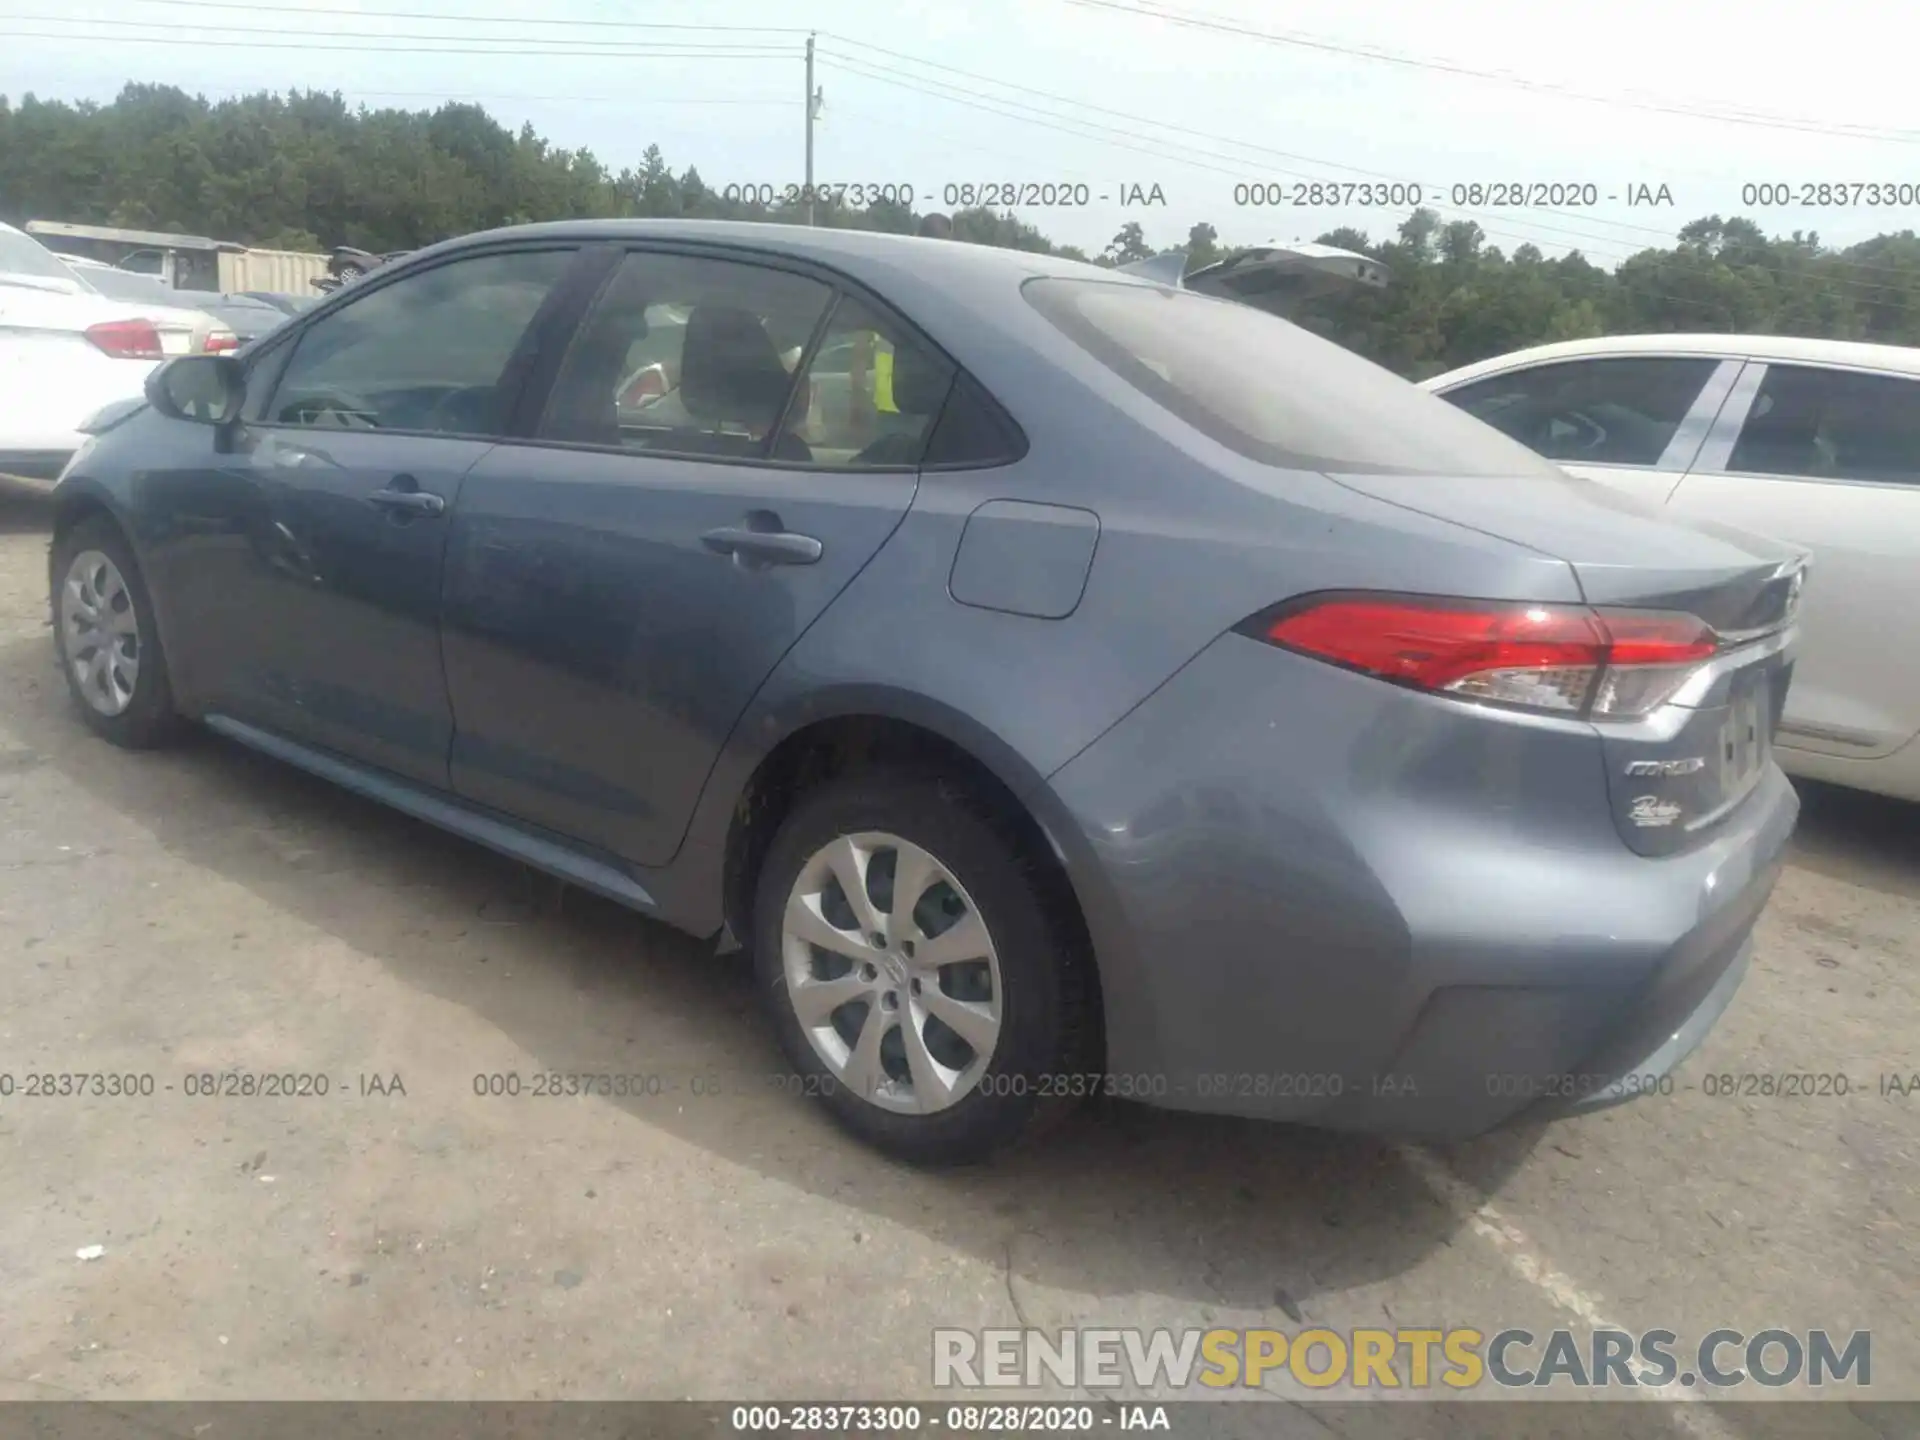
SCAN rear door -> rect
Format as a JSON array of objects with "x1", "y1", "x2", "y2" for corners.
[
  {"x1": 1666, "y1": 359, "x2": 1920, "y2": 759},
  {"x1": 439, "y1": 246, "x2": 957, "y2": 866},
  {"x1": 1436, "y1": 354, "x2": 1741, "y2": 506}
]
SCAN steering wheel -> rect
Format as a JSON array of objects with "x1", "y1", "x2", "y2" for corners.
[
  {"x1": 281, "y1": 388, "x2": 382, "y2": 429},
  {"x1": 1538, "y1": 409, "x2": 1606, "y2": 458},
  {"x1": 423, "y1": 385, "x2": 511, "y2": 436}
]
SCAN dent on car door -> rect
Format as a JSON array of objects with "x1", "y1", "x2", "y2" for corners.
[
  {"x1": 439, "y1": 248, "x2": 958, "y2": 865},
  {"x1": 1668, "y1": 360, "x2": 1920, "y2": 758},
  {"x1": 1438, "y1": 354, "x2": 1740, "y2": 505},
  {"x1": 149, "y1": 246, "x2": 580, "y2": 784}
]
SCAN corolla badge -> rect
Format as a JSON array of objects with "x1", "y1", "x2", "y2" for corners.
[
  {"x1": 1625, "y1": 757, "x2": 1705, "y2": 777},
  {"x1": 1629, "y1": 795, "x2": 1684, "y2": 828}
]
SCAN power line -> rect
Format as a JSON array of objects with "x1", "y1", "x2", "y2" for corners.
[
  {"x1": 820, "y1": 34, "x2": 1738, "y2": 250},
  {"x1": 823, "y1": 32, "x2": 1920, "y2": 265},
  {"x1": 178, "y1": 83, "x2": 796, "y2": 106},
  {"x1": 814, "y1": 51, "x2": 1641, "y2": 255},
  {"x1": 816, "y1": 42, "x2": 1920, "y2": 296},
  {"x1": 86, "y1": 0, "x2": 812, "y2": 31},
  {"x1": 87, "y1": 0, "x2": 1920, "y2": 145},
  {"x1": 815, "y1": 49, "x2": 1920, "y2": 301},
  {"x1": 0, "y1": 27, "x2": 794, "y2": 57},
  {"x1": 38, "y1": 7, "x2": 1903, "y2": 261},
  {"x1": 1061, "y1": 0, "x2": 1920, "y2": 145},
  {"x1": 6, "y1": 15, "x2": 795, "y2": 52},
  {"x1": 815, "y1": 50, "x2": 1674, "y2": 266},
  {"x1": 13, "y1": 17, "x2": 1915, "y2": 304}
]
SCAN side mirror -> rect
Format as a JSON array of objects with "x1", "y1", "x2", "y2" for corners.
[{"x1": 145, "y1": 354, "x2": 246, "y2": 427}]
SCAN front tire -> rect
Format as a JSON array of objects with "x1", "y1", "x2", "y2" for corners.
[
  {"x1": 50, "y1": 516, "x2": 183, "y2": 749},
  {"x1": 752, "y1": 769, "x2": 1097, "y2": 1166}
]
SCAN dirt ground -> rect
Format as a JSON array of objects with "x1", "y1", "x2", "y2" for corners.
[{"x1": 0, "y1": 478, "x2": 1914, "y2": 1439}]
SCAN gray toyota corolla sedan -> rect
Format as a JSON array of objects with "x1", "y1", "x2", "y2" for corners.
[{"x1": 46, "y1": 220, "x2": 1804, "y2": 1164}]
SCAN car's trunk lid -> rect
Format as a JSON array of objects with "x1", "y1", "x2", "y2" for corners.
[{"x1": 1327, "y1": 467, "x2": 1807, "y2": 856}]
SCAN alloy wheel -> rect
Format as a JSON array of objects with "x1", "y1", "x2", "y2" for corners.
[
  {"x1": 60, "y1": 549, "x2": 142, "y2": 717},
  {"x1": 781, "y1": 830, "x2": 1004, "y2": 1114}
]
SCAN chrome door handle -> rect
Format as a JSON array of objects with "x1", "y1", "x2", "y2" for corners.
[
  {"x1": 368, "y1": 487, "x2": 446, "y2": 517},
  {"x1": 701, "y1": 526, "x2": 822, "y2": 566}
]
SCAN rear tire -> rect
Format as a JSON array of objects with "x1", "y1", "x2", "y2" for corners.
[
  {"x1": 50, "y1": 516, "x2": 184, "y2": 749},
  {"x1": 751, "y1": 768, "x2": 1096, "y2": 1166}
]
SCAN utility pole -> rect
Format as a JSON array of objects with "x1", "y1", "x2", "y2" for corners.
[{"x1": 804, "y1": 33, "x2": 817, "y2": 226}]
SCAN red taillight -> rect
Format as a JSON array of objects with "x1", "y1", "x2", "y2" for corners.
[
  {"x1": 84, "y1": 318, "x2": 165, "y2": 360},
  {"x1": 203, "y1": 331, "x2": 240, "y2": 354},
  {"x1": 1252, "y1": 594, "x2": 1718, "y2": 719}
]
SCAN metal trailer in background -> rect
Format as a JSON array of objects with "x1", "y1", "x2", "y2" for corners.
[
  {"x1": 218, "y1": 247, "x2": 330, "y2": 294},
  {"x1": 23, "y1": 220, "x2": 328, "y2": 296}
]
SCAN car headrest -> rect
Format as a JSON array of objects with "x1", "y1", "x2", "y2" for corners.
[{"x1": 681, "y1": 307, "x2": 792, "y2": 423}]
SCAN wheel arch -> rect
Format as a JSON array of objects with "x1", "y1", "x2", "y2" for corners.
[
  {"x1": 48, "y1": 476, "x2": 128, "y2": 550},
  {"x1": 46, "y1": 476, "x2": 195, "y2": 709},
  {"x1": 702, "y1": 688, "x2": 1109, "y2": 1067}
]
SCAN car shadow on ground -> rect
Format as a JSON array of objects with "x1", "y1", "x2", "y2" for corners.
[
  {"x1": 0, "y1": 620, "x2": 1554, "y2": 1323},
  {"x1": 9, "y1": 477, "x2": 1912, "y2": 1355},
  {"x1": 1787, "y1": 778, "x2": 1920, "y2": 902}
]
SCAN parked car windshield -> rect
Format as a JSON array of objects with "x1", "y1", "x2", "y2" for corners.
[
  {"x1": 0, "y1": 226, "x2": 87, "y2": 284},
  {"x1": 1024, "y1": 276, "x2": 1564, "y2": 478}
]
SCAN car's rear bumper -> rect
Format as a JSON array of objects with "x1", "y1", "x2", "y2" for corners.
[{"x1": 1045, "y1": 632, "x2": 1798, "y2": 1140}]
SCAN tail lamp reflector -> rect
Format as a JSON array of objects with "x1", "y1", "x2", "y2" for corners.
[{"x1": 1252, "y1": 595, "x2": 1718, "y2": 719}]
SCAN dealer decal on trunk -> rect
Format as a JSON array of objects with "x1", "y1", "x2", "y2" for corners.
[{"x1": 1629, "y1": 795, "x2": 1685, "y2": 827}]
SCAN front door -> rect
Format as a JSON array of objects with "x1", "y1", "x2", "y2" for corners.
[
  {"x1": 161, "y1": 245, "x2": 579, "y2": 786},
  {"x1": 439, "y1": 247, "x2": 957, "y2": 865}
]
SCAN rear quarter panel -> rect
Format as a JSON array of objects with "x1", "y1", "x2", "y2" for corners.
[{"x1": 651, "y1": 284, "x2": 1584, "y2": 936}]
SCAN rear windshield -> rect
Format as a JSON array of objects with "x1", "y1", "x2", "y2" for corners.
[
  {"x1": 0, "y1": 227, "x2": 85, "y2": 284},
  {"x1": 1023, "y1": 277, "x2": 1562, "y2": 478},
  {"x1": 73, "y1": 265, "x2": 181, "y2": 306}
]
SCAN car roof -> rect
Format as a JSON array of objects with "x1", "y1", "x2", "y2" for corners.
[
  {"x1": 1423, "y1": 333, "x2": 1920, "y2": 388},
  {"x1": 420, "y1": 218, "x2": 1133, "y2": 290}
]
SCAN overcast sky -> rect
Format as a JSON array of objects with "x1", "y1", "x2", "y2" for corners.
[{"x1": 6, "y1": 0, "x2": 1917, "y2": 262}]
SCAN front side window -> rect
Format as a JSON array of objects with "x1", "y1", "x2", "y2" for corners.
[
  {"x1": 1024, "y1": 276, "x2": 1565, "y2": 478},
  {"x1": 1728, "y1": 364, "x2": 1920, "y2": 484},
  {"x1": 267, "y1": 248, "x2": 574, "y2": 437},
  {"x1": 540, "y1": 251, "x2": 833, "y2": 461},
  {"x1": 1442, "y1": 356, "x2": 1719, "y2": 467}
]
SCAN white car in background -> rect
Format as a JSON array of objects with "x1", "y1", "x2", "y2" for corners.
[
  {"x1": 57, "y1": 254, "x2": 238, "y2": 356},
  {"x1": 1425, "y1": 334, "x2": 1920, "y2": 802},
  {"x1": 1, "y1": 222, "x2": 228, "y2": 486}
]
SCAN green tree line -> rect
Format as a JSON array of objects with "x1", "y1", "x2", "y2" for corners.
[{"x1": 6, "y1": 84, "x2": 1920, "y2": 377}]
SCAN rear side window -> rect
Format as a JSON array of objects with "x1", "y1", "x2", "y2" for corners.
[
  {"x1": 1023, "y1": 277, "x2": 1560, "y2": 478},
  {"x1": 789, "y1": 295, "x2": 955, "y2": 467},
  {"x1": 539, "y1": 250, "x2": 832, "y2": 460},
  {"x1": 1728, "y1": 364, "x2": 1920, "y2": 485},
  {"x1": 923, "y1": 374, "x2": 1026, "y2": 468},
  {"x1": 1443, "y1": 356, "x2": 1719, "y2": 467}
]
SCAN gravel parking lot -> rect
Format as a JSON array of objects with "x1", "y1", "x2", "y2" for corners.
[{"x1": 0, "y1": 479, "x2": 1914, "y2": 1438}]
